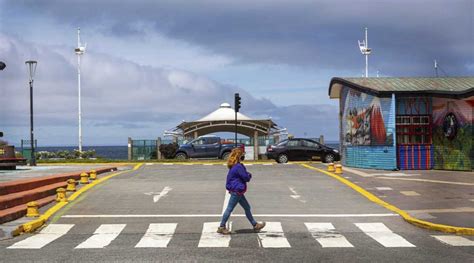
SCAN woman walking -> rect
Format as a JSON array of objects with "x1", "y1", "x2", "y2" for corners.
[{"x1": 217, "y1": 148, "x2": 265, "y2": 234}]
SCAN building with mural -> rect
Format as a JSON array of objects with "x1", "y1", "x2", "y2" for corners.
[{"x1": 328, "y1": 77, "x2": 473, "y2": 171}]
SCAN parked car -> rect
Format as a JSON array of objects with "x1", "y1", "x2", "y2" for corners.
[
  {"x1": 266, "y1": 138, "x2": 340, "y2": 163},
  {"x1": 174, "y1": 136, "x2": 245, "y2": 160}
]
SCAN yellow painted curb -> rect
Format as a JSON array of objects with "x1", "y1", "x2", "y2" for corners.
[
  {"x1": 300, "y1": 164, "x2": 474, "y2": 236},
  {"x1": 13, "y1": 163, "x2": 143, "y2": 235}
]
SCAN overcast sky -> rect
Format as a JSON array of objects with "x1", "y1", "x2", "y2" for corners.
[{"x1": 0, "y1": 0, "x2": 473, "y2": 146}]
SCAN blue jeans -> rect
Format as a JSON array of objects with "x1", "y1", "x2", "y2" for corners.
[{"x1": 220, "y1": 192, "x2": 257, "y2": 227}]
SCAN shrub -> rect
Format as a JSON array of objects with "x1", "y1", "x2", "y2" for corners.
[{"x1": 159, "y1": 143, "x2": 179, "y2": 159}]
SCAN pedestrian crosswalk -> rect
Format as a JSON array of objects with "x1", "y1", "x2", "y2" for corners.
[{"x1": 5, "y1": 222, "x2": 474, "y2": 249}]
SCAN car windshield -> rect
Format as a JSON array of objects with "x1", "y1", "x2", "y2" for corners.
[{"x1": 276, "y1": 139, "x2": 288, "y2": 146}]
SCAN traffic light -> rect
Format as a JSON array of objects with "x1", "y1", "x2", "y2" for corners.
[
  {"x1": 234, "y1": 93, "x2": 241, "y2": 112},
  {"x1": 0, "y1": 131, "x2": 3, "y2": 137}
]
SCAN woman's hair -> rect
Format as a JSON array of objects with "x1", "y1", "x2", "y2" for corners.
[{"x1": 227, "y1": 148, "x2": 243, "y2": 169}]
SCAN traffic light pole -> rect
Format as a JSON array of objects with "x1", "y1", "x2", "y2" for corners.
[
  {"x1": 234, "y1": 93, "x2": 240, "y2": 148},
  {"x1": 235, "y1": 109, "x2": 237, "y2": 148}
]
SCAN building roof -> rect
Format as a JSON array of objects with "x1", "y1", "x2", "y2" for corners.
[
  {"x1": 175, "y1": 103, "x2": 279, "y2": 137},
  {"x1": 197, "y1": 103, "x2": 251, "y2": 121},
  {"x1": 329, "y1": 77, "x2": 474, "y2": 99}
]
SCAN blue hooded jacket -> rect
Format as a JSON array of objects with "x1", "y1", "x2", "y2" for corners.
[{"x1": 226, "y1": 163, "x2": 252, "y2": 194}]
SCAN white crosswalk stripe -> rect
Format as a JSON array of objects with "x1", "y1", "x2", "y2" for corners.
[
  {"x1": 198, "y1": 222, "x2": 232, "y2": 247},
  {"x1": 431, "y1": 235, "x2": 474, "y2": 246},
  {"x1": 75, "y1": 224, "x2": 126, "y2": 249},
  {"x1": 7, "y1": 224, "x2": 74, "y2": 249},
  {"x1": 7, "y1": 222, "x2": 473, "y2": 249},
  {"x1": 305, "y1": 223, "x2": 354, "y2": 247},
  {"x1": 257, "y1": 222, "x2": 291, "y2": 248},
  {"x1": 135, "y1": 223, "x2": 177, "y2": 248},
  {"x1": 355, "y1": 223, "x2": 415, "y2": 247}
]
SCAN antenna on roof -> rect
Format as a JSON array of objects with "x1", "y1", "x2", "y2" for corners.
[
  {"x1": 358, "y1": 27, "x2": 371, "y2": 78},
  {"x1": 434, "y1": 60, "x2": 438, "y2": 77}
]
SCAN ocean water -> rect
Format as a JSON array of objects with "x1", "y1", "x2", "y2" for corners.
[{"x1": 37, "y1": 146, "x2": 128, "y2": 160}]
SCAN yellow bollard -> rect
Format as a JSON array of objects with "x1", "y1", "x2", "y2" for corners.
[
  {"x1": 56, "y1": 188, "x2": 67, "y2": 202},
  {"x1": 66, "y1": 179, "x2": 76, "y2": 192},
  {"x1": 26, "y1": 201, "x2": 40, "y2": 217},
  {"x1": 327, "y1": 163, "x2": 335, "y2": 172},
  {"x1": 80, "y1": 172, "x2": 89, "y2": 184},
  {"x1": 335, "y1": 164, "x2": 343, "y2": 174},
  {"x1": 89, "y1": 170, "x2": 97, "y2": 180}
]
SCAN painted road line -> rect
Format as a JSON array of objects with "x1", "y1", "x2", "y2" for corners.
[
  {"x1": 75, "y1": 224, "x2": 126, "y2": 249},
  {"x1": 135, "y1": 223, "x2": 177, "y2": 248},
  {"x1": 62, "y1": 213, "x2": 399, "y2": 218},
  {"x1": 341, "y1": 166, "x2": 373, "y2": 177},
  {"x1": 377, "y1": 177, "x2": 474, "y2": 186},
  {"x1": 305, "y1": 223, "x2": 353, "y2": 248},
  {"x1": 154, "y1": 186, "x2": 172, "y2": 203},
  {"x1": 162, "y1": 163, "x2": 174, "y2": 166},
  {"x1": 355, "y1": 223, "x2": 415, "y2": 247},
  {"x1": 198, "y1": 222, "x2": 232, "y2": 247},
  {"x1": 406, "y1": 207, "x2": 474, "y2": 214},
  {"x1": 8, "y1": 224, "x2": 74, "y2": 249},
  {"x1": 203, "y1": 164, "x2": 214, "y2": 166},
  {"x1": 262, "y1": 163, "x2": 274, "y2": 166},
  {"x1": 257, "y1": 222, "x2": 291, "y2": 248},
  {"x1": 245, "y1": 164, "x2": 253, "y2": 166},
  {"x1": 375, "y1": 187, "x2": 393, "y2": 191},
  {"x1": 432, "y1": 235, "x2": 474, "y2": 246},
  {"x1": 400, "y1": 191, "x2": 420, "y2": 196},
  {"x1": 289, "y1": 186, "x2": 306, "y2": 203}
]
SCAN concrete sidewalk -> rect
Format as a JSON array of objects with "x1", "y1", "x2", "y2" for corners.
[
  {"x1": 312, "y1": 163, "x2": 474, "y2": 228},
  {"x1": 0, "y1": 164, "x2": 128, "y2": 183}
]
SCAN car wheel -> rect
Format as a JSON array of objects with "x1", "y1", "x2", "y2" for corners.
[
  {"x1": 277, "y1": 154, "x2": 289, "y2": 164},
  {"x1": 175, "y1": 152, "x2": 188, "y2": 160},
  {"x1": 222, "y1": 152, "x2": 231, "y2": 160},
  {"x1": 324, "y1": 153, "x2": 335, "y2": 163}
]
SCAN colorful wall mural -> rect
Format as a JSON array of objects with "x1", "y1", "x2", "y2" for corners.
[
  {"x1": 432, "y1": 96, "x2": 474, "y2": 171},
  {"x1": 340, "y1": 87, "x2": 397, "y2": 170},
  {"x1": 342, "y1": 88, "x2": 394, "y2": 146}
]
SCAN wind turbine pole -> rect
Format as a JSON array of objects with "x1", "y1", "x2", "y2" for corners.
[
  {"x1": 365, "y1": 27, "x2": 369, "y2": 78},
  {"x1": 75, "y1": 28, "x2": 85, "y2": 154}
]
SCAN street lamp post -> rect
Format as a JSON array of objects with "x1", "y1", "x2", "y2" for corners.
[{"x1": 25, "y1": 60, "x2": 37, "y2": 166}]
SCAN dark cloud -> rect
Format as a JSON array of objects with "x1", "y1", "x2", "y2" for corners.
[
  {"x1": 0, "y1": 34, "x2": 337, "y2": 145},
  {"x1": 3, "y1": 0, "x2": 473, "y2": 76}
]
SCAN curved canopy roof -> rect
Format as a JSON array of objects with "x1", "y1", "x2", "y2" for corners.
[
  {"x1": 175, "y1": 103, "x2": 279, "y2": 137},
  {"x1": 329, "y1": 77, "x2": 474, "y2": 99}
]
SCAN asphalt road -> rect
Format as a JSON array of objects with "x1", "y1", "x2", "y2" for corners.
[{"x1": 1, "y1": 163, "x2": 473, "y2": 262}]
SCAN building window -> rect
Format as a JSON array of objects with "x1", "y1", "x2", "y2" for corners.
[{"x1": 396, "y1": 115, "x2": 432, "y2": 145}]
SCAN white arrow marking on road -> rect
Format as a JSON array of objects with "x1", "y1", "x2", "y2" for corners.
[
  {"x1": 289, "y1": 186, "x2": 306, "y2": 203},
  {"x1": 144, "y1": 186, "x2": 173, "y2": 203}
]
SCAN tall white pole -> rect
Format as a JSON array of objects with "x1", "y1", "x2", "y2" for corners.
[
  {"x1": 77, "y1": 28, "x2": 83, "y2": 153},
  {"x1": 365, "y1": 27, "x2": 368, "y2": 78}
]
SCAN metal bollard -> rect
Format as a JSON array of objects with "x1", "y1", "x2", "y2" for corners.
[
  {"x1": 89, "y1": 170, "x2": 97, "y2": 180},
  {"x1": 26, "y1": 201, "x2": 40, "y2": 217},
  {"x1": 80, "y1": 172, "x2": 89, "y2": 184},
  {"x1": 335, "y1": 164, "x2": 343, "y2": 174},
  {"x1": 56, "y1": 188, "x2": 67, "y2": 202},
  {"x1": 327, "y1": 163, "x2": 335, "y2": 172},
  {"x1": 66, "y1": 179, "x2": 76, "y2": 192}
]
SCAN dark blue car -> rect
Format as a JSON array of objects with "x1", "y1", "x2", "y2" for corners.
[{"x1": 174, "y1": 136, "x2": 245, "y2": 160}]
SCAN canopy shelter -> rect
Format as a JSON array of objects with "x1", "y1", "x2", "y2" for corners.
[{"x1": 171, "y1": 103, "x2": 281, "y2": 159}]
